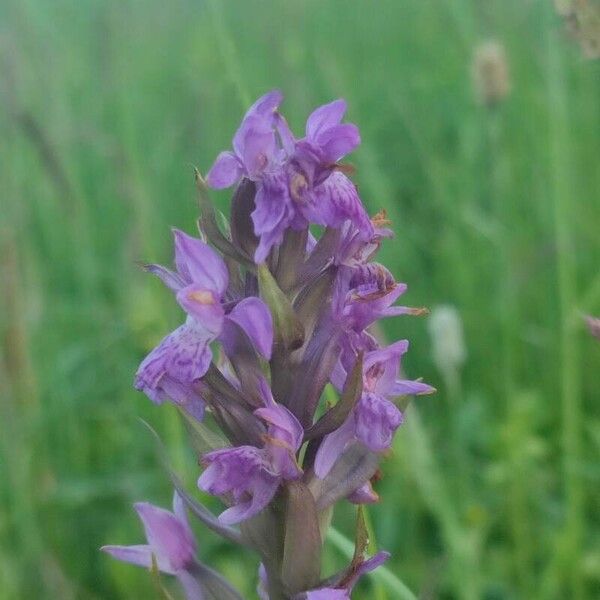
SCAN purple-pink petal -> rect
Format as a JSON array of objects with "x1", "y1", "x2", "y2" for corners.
[
  {"x1": 314, "y1": 418, "x2": 356, "y2": 479},
  {"x1": 134, "y1": 320, "x2": 212, "y2": 408},
  {"x1": 317, "y1": 123, "x2": 361, "y2": 163},
  {"x1": 347, "y1": 481, "x2": 379, "y2": 505},
  {"x1": 144, "y1": 263, "x2": 187, "y2": 292},
  {"x1": 363, "y1": 340, "x2": 409, "y2": 395},
  {"x1": 134, "y1": 502, "x2": 197, "y2": 572},
  {"x1": 354, "y1": 392, "x2": 403, "y2": 452},
  {"x1": 306, "y1": 99, "x2": 347, "y2": 140},
  {"x1": 173, "y1": 229, "x2": 229, "y2": 295},
  {"x1": 391, "y1": 379, "x2": 436, "y2": 396},
  {"x1": 347, "y1": 551, "x2": 390, "y2": 589},
  {"x1": 218, "y1": 474, "x2": 280, "y2": 525},
  {"x1": 198, "y1": 445, "x2": 281, "y2": 524},
  {"x1": 206, "y1": 151, "x2": 244, "y2": 189},
  {"x1": 226, "y1": 297, "x2": 273, "y2": 359},
  {"x1": 176, "y1": 285, "x2": 225, "y2": 335},
  {"x1": 101, "y1": 544, "x2": 174, "y2": 575},
  {"x1": 252, "y1": 172, "x2": 295, "y2": 262}
]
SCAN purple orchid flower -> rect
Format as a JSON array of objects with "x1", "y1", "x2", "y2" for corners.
[
  {"x1": 341, "y1": 263, "x2": 427, "y2": 333},
  {"x1": 284, "y1": 100, "x2": 373, "y2": 241},
  {"x1": 206, "y1": 90, "x2": 296, "y2": 263},
  {"x1": 198, "y1": 380, "x2": 303, "y2": 524},
  {"x1": 315, "y1": 341, "x2": 434, "y2": 478},
  {"x1": 134, "y1": 229, "x2": 272, "y2": 418},
  {"x1": 116, "y1": 93, "x2": 432, "y2": 599},
  {"x1": 102, "y1": 493, "x2": 202, "y2": 596},
  {"x1": 206, "y1": 91, "x2": 372, "y2": 263},
  {"x1": 206, "y1": 90, "x2": 284, "y2": 189}
]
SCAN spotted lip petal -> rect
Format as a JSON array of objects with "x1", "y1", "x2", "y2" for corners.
[
  {"x1": 198, "y1": 379, "x2": 304, "y2": 523},
  {"x1": 198, "y1": 445, "x2": 280, "y2": 525},
  {"x1": 134, "y1": 319, "x2": 212, "y2": 411},
  {"x1": 353, "y1": 392, "x2": 403, "y2": 452}
]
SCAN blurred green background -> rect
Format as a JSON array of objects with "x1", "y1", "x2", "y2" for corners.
[{"x1": 1, "y1": 0, "x2": 599, "y2": 598}]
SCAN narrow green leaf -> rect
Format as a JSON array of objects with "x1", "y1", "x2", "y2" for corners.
[{"x1": 258, "y1": 264, "x2": 304, "y2": 351}]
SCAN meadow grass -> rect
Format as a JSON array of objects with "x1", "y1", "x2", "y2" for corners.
[{"x1": 1, "y1": 0, "x2": 599, "y2": 598}]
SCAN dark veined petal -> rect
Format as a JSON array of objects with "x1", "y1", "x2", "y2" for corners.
[
  {"x1": 353, "y1": 392, "x2": 403, "y2": 452},
  {"x1": 309, "y1": 173, "x2": 373, "y2": 240},
  {"x1": 232, "y1": 90, "x2": 283, "y2": 173},
  {"x1": 134, "y1": 320, "x2": 212, "y2": 406},
  {"x1": 363, "y1": 340, "x2": 409, "y2": 395},
  {"x1": 217, "y1": 474, "x2": 279, "y2": 525},
  {"x1": 251, "y1": 172, "x2": 295, "y2": 263},
  {"x1": 198, "y1": 445, "x2": 280, "y2": 525}
]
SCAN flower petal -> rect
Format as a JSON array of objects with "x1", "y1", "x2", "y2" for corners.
[
  {"x1": 177, "y1": 285, "x2": 225, "y2": 336},
  {"x1": 314, "y1": 417, "x2": 355, "y2": 479},
  {"x1": 347, "y1": 481, "x2": 379, "y2": 505},
  {"x1": 306, "y1": 99, "x2": 347, "y2": 140},
  {"x1": 317, "y1": 123, "x2": 360, "y2": 162},
  {"x1": 198, "y1": 445, "x2": 281, "y2": 524},
  {"x1": 238, "y1": 123, "x2": 278, "y2": 179},
  {"x1": 218, "y1": 474, "x2": 280, "y2": 525},
  {"x1": 206, "y1": 151, "x2": 244, "y2": 189},
  {"x1": 309, "y1": 173, "x2": 373, "y2": 240},
  {"x1": 144, "y1": 264, "x2": 186, "y2": 292},
  {"x1": 172, "y1": 491, "x2": 190, "y2": 529},
  {"x1": 391, "y1": 379, "x2": 436, "y2": 396},
  {"x1": 134, "y1": 502, "x2": 197, "y2": 572},
  {"x1": 251, "y1": 173, "x2": 295, "y2": 262},
  {"x1": 173, "y1": 229, "x2": 229, "y2": 295},
  {"x1": 226, "y1": 297, "x2": 273, "y2": 359},
  {"x1": 101, "y1": 544, "x2": 175, "y2": 575},
  {"x1": 363, "y1": 340, "x2": 409, "y2": 395},
  {"x1": 354, "y1": 392, "x2": 403, "y2": 452},
  {"x1": 233, "y1": 90, "x2": 283, "y2": 172},
  {"x1": 134, "y1": 320, "x2": 212, "y2": 404}
]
